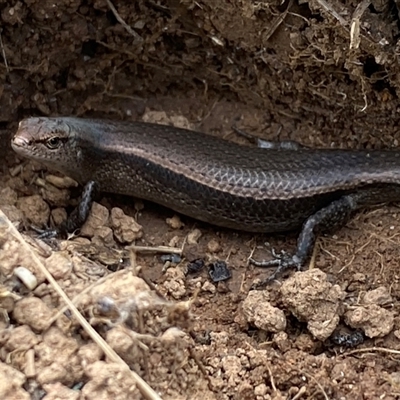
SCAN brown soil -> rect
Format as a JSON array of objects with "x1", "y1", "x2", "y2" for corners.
[{"x1": 1, "y1": 0, "x2": 400, "y2": 399}]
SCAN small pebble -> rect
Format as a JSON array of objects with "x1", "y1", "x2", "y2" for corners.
[
  {"x1": 0, "y1": 187, "x2": 18, "y2": 206},
  {"x1": 14, "y1": 267, "x2": 38, "y2": 290},
  {"x1": 80, "y1": 202, "x2": 109, "y2": 238},
  {"x1": 187, "y1": 229, "x2": 202, "y2": 244},
  {"x1": 92, "y1": 226, "x2": 115, "y2": 246},
  {"x1": 13, "y1": 297, "x2": 54, "y2": 331},
  {"x1": 110, "y1": 207, "x2": 143, "y2": 243},
  {"x1": 352, "y1": 273, "x2": 366, "y2": 283},
  {"x1": 202, "y1": 280, "x2": 216, "y2": 294},
  {"x1": 45, "y1": 175, "x2": 78, "y2": 189},
  {"x1": 207, "y1": 239, "x2": 221, "y2": 253},
  {"x1": 16, "y1": 195, "x2": 50, "y2": 227},
  {"x1": 242, "y1": 291, "x2": 286, "y2": 333},
  {"x1": 51, "y1": 208, "x2": 67, "y2": 226},
  {"x1": 272, "y1": 331, "x2": 291, "y2": 352},
  {"x1": 166, "y1": 215, "x2": 184, "y2": 229},
  {"x1": 1, "y1": 205, "x2": 24, "y2": 224},
  {"x1": 363, "y1": 286, "x2": 393, "y2": 305},
  {"x1": 168, "y1": 235, "x2": 180, "y2": 247},
  {"x1": 44, "y1": 252, "x2": 72, "y2": 280}
]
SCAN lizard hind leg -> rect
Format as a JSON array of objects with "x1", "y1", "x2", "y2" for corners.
[{"x1": 250, "y1": 193, "x2": 362, "y2": 289}]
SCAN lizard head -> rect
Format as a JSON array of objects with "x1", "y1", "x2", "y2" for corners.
[{"x1": 12, "y1": 117, "x2": 86, "y2": 183}]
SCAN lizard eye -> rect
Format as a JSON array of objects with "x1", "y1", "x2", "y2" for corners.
[{"x1": 46, "y1": 137, "x2": 61, "y2": 149}]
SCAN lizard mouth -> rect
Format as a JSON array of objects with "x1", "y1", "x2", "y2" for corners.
[
  {"x1": 11, "y1": 133, "x2": 40, "y2": 160},
  {"x1": 12, "y1": 135, "x2": 30, "y2": 148},
  {"x1": 11, "y1": 135, "x2": 29, "y2": 151}
]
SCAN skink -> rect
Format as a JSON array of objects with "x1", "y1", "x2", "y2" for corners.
[{"x1": 11, "y1": 117, "x2": 400, "y2": 285}]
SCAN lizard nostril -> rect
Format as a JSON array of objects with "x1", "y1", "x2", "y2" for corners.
[{"x1": 12, "y1": 136, "x2": 30, "y2": 147}]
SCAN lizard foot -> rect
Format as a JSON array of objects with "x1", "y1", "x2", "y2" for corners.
[
  {"x1": 31, "y1": 225, "x2": 59, "y2": 240},
  {"x1": 249, "y1": 249, "x2": 302, "y2": 289}
]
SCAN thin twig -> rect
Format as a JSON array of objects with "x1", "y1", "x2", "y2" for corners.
[
  {"x1": 347, "y1": 346, "x2": 400, "y2": 356},
  {"x1": 292, "y1": 386, "x2": 307, "y2": 400},
  {"x1": 264, "y1": 0, "x2": 293, "y2": 42},
  {"x1": 314, "y1": 0, "x2": 347, "y2": 26},
  {"x1": 48, "y1": 269, "x2": 129, "y2": 325},
  {"x1": 301, "y1": 370, "x2": 330, "y2": 400},
  {"x1": 0, "y1": 31, "x2": 9, "y2": 73},
  {"x1": 129, "y1": 244, "x2": 183, "y2": 254},
  {"x1": 266, "y1": 364, "x2": 277, "y2": 391},
  {"x1": 106, "y1": 0, "x2": 143, "y2": 43},
  {"x1": 350, "y1": 0, "x2": 371, "y2": 49}
]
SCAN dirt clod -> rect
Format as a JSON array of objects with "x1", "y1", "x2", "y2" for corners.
[
  {"x1": 44, "y1": 252, "x2": 72, "y2": 280},
  {"x1": 80, "y1": 202, "x2": 109, "y2": 238},
  {"x1": 281, "y1": 269, "x2": 345, "y2": 340},
  {"x1": 362, "y1": 286, "x2": 393, "y2": 305},
  {"x1": 42, "y1": 382, "x2": 80, "y2": 400},
  {"x1": 344, "y1": 304, "x2": 395, "y2": 338},
  {"x1": 16, "y1": 195, "x2": 50, "y2": 228},
  {"x1": 110, "y1": 207, "x2": 143, "y2": 244},
  {"x1": 0, "y1": 187, "x2": 18, "y2": 205},
  {"x1": 13, "y1": 297, "x2": 55, "y2": 332},
  {"x1": 166, "y1": 214, "x2": 184, "y2": 230},
  {"x1": 81, "y1": 361, "x2": 139, "y2": 400},
  {"x1": 187, "y1": 228, "x2": 202, "y2": 244},
  {"x1": 0, "y1": 362, "x2": 29, "y2": 400},
  {"x1": 207, "y1": 239, "x2": 221, "y2": 253},
  {"x1": 242, "y1": 290, "x2": 287, "y2": 333}
]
